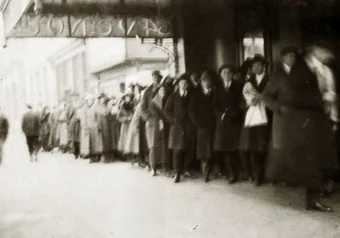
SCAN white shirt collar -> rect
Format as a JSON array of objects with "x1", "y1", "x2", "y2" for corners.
[
  {"x1": 179, "y1": 89, "x2": 187, "y2": 97},
  {"x1": 283, "y1": 63, "x2": 291, "y2": 74},
  {"x1": 256, "y1": 72, "x2": 265, "y2": 85},
  {"x1": 202, "y1": 87, "x2": 211, "y2": 95}
]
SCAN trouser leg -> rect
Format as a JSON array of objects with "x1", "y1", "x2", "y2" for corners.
[
  {"x1": 251, "y1": 151, "x2": 266, "y2": 185},
  {"x1": 183, "y1": 149, "x2": 194, "y2": 173},
  {"x1": 224, "y1": 151, "x2": 239, "y2": 179},
  {"x1": 149, "y1": 147, "x2": 157, "y2": 170},
  {"x1": 241, "y1": 151, "x2": 252, "y2": 179},
  {"x1": 201, "y1": 159, "x2": 212, "y2": 181},
  {"x1": 173, "y1": 150, "x2": 184, "y2": 174},
  {"x1": 306, "y1": 188, "x2": 321, "y2": 206},
  {"x1": 26, "y1": 136, "x2": 34, "y2": 157},
  {"x1": 74, "y1": 142, "x2": 80, "y2": 158}
]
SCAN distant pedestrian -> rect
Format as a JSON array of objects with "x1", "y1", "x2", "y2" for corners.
[
  {"x1": 0, "y1": 108, "x2": 9, "y2": 164},
  {"x1": 22, "y1": 104, "x2": 40, "y2": 162}
]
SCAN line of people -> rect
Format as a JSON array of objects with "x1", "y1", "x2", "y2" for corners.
[{"x1": 17, "y1": 44, "x2": 340, "y2": 212}]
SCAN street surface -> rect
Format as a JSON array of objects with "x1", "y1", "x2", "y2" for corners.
[{"x1": 1, "y1": 132, "x2": 340, "y2": 238}]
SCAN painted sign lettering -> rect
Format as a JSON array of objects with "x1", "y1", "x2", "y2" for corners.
[{"x1": 9, "y1": 14, "x2": 173, "y2": 38}]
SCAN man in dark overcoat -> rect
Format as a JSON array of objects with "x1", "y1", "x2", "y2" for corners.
[
  {"x1": 140, "y1": 70, "x2": 162, "y2": 167},
  {"x1": 0, "y1": 108, "x2": 9, "y2": 164},
  {"x1": 263, "y1": 45, "x2": 338, "y2": 212},
  {"x1": 164, "y1": 75, "x2": 196, "y2": 183},
  {"x1": 213, "y1": 65, "x2": 245, "y2": 184},
  {"x1": 189, "y1": 70, "x2": 216, "y2": 182},
  {"x1": 22, "y1": 104, "x2": 41, "y2": 162}
]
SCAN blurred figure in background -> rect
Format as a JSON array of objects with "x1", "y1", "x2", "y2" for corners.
[
  {"x1": 189, "y1": 70, "x2": 216, "y2": 183},
  {"x1": 79, "y1": 94, "x2": 103, "y2": 163},
  {"x1": 39, "y1": 105, "x2": 50, "y2": 152},
  {"x1": 58, "y1": 102, "x2": 68, "y2": 153},
  {"x1": 117, "y1": 93, "x2": 135, "y2": 160},
  {"x1": 22, "y1": 104, "x2": 40, "y2": 162},
  {"x1": 0, "y1": 107, "x2": 9, "y2": 164},
  {"x1": 48, "y1": 104, "x2": 61, "y2": 151}
]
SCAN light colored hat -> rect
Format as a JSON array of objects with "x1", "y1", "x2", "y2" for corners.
[{"x1": 85, "y1": 94, "x2": 94, "y2": 101}]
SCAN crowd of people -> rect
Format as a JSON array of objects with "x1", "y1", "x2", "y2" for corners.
[{"x1": 0, "y1": 43, "x2": 339, "y2": 212}]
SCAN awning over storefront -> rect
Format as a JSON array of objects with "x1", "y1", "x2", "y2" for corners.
[{"x1": 2, "y1": 0, "x2": 173, "y2": 38}]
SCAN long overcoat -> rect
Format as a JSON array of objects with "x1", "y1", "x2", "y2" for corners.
[
  {"x1": 39, "y1": 111, "x2": 50, "y2": 150},
  {"x1": 140, "y1": 84, "x2": 158, "y2": 148},
  {"x1": 117, "y1": 103, "x2": 134, "y2": 152},
  {"x1": 164, "y1": 90, "x2": 196, "y2": 151},
  {"x1": 213, "y1": 80, "x2": 245, "y2": 152},
  {"x1": 189, "y1": 88, "x2": 215, "y2": 159},
  {"x1": 79, "y1": 105, "x2": 103, "y2": 156},
  {"x1": 263, "y1": 61, "x2": 338, "y2": 188},
  {"x1": 96, "y1": 104, "x2": 112, "y2": 153},
  {"x1": 124, "y1": 102, "x2": 148, "y2": 155},
  {"x1": 58, "y1": 110, "x2": 69, "y2": 147},
  {"x1": 48, "y1": 108, "x2": 61, "y2": 148},
  {"x1": 107, "y1": 109, "x2": 120, "y2": 153}
]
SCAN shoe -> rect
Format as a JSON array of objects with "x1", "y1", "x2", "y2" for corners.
[
  {"x1": 248, "y1": 176, "x2": 255, "y2": 183},
  {"x1": 145, "y1": 166, "x2": 151, "y2": 172},
  {"x1": 215, "y1": 173, "x2": 226, "y2": 179},
  {"x1": 184, "y1": 171, "x2": 197, "y2": 179},
  {"x1": 306, "y1": 202, "x2": 334, "y2": 212},
  {"x1": 228, "y1": 176, "x2": 238, "y2": 184},
  {"x1": 254, "y1": 177, "x2": 262, "y2": 187},
  {"x1": 204, "y1": 174, "x2": 210, "y2": 183},
  {"x1": 165, "y1": 171, "x2": 174, "y2": 178},
  {"x1": 174, "y1": 173, "x2": 180, "y2": 183},
  {"x1": 151, "y1": 169, "x2": 157, "y2": 176}
]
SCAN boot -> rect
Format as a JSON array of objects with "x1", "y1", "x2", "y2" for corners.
[{"x1": 174, "y1": 173, "x2": 181, "y2": 183}]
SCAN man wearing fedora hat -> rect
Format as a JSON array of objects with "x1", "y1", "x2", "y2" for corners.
[
  {"x1": 140, "y1": 70, "x2": 163, "y2": 168},
  {"x1": 165, "y1": 74, "x2": 197, "y2": 183},
  {"x1": 264, "y1": 44, "x2": 338, "y2": 212}
]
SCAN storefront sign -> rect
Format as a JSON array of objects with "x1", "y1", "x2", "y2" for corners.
[{"x1": 8, "y1": 14, "x2": 173, "y2": 38}]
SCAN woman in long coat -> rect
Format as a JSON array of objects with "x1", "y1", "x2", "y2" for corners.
[
  {"x1": 189, "y1": 70, "x2": 216, "y2": 182},
  {"x1": 213, "y1": 65, "x2": 245, "y2": 184},
  {"x1": 107, "y1": 97, "x2": 121, "y2": 161},
  {"x1": 117, "y1": 94, "x2": 135, "y2": 158},
  {"x1": 239, "y1": 55, "x2": 271, "y2": 186},
  {"x1": 58, "y1": 104, "x2": 69, "y2": 153},
  {"x1": 124, "y1": 86, "x2": 148, "y2": 166},
  {"x1": 79, "y1": 94, "x2": 103, "y2": 163},
  {"x1": 48, "y1": 105, "x2": 61, "y2": 150},
  {"x1": 148, "y1": 83, "x2": 171, "y2": 176},
  {"x1": 96, "y1": 93, "x2": 112, "y2": 162},
  {"x1": 263, "y1": 46, "x2": 338, "y2": 211},
  {"x1": 39, "y1": 106, "x2": 50, "y2": 151}
]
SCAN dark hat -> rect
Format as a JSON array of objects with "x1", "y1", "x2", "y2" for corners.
[
  {"x1": 280, "y1": 45, "x2": 298, "y2": 56},
  {"x1": 152, "y1": 70, "x2": 162, "y2": 77},
  {"x1": 218, "y1": 64, "x2": 235, "y2": 75},
  {"x1": 174, "y1": 73, "x2": 190, "y2": 86},
  {"x1": 200, "y1": 70, "x2": 216, "y2": 82},
  {"x1": 71, "y1": 91, "x2": 80, "y2": 97},
  {"x1": 98, "y1": 93, "x2": 108, "y2": 100},
  {"x1": 252, "y1": 54, "x2": 267, "y2": 65}
]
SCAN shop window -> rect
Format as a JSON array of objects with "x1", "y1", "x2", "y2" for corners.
[{"x1": 243, "y1": 31, "x2": 264, "y2": 60}]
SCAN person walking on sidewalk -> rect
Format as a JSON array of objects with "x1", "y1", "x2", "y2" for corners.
[
  {"x1": 0, "y1": 107, "x2": 9, "y2": 164},
  {"x1": 22, "y1": 104, "x2": 41, "y2": 162}
]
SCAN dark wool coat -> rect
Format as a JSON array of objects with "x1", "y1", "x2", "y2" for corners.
[
  {"x1": 0, "y1": 114, "x2": 9, "y2": 139},
  {"x1": 213, "y1": 80, "x2": 245, "y2": 152},
  {"x1": 48, "y1": 108, "x2": 61, "y2": 148},
  {"x1": 39, "y1": 111, "x2": 50, "y2": 150},
  {"x1": 148, "y1": 98, "x2": 169, "y2": 164},
  {"x1": 68, "y1": 110, "x2": 81, "y2": 145},
  {"x1": 140, "y1": 84, "x2": 158, "y2": 148},
  {"x1": 22, "y1": 111, "x2": 40, "y2": 137},
  {"x1": 96, "y1": 104, "x2": 112, "y2": 153},
  {"x1": 263, "y1": 61, "x2": 338, "y2": 188},
  {"x1": 164, "y1": 90, "x2": 196, "y2": 151},
  {"x1": 189, "y1": 88, "x2": 215, "y2": 159},
  {"x1": 239, "y1": 74, "x2": 271, "y2": 152}
]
